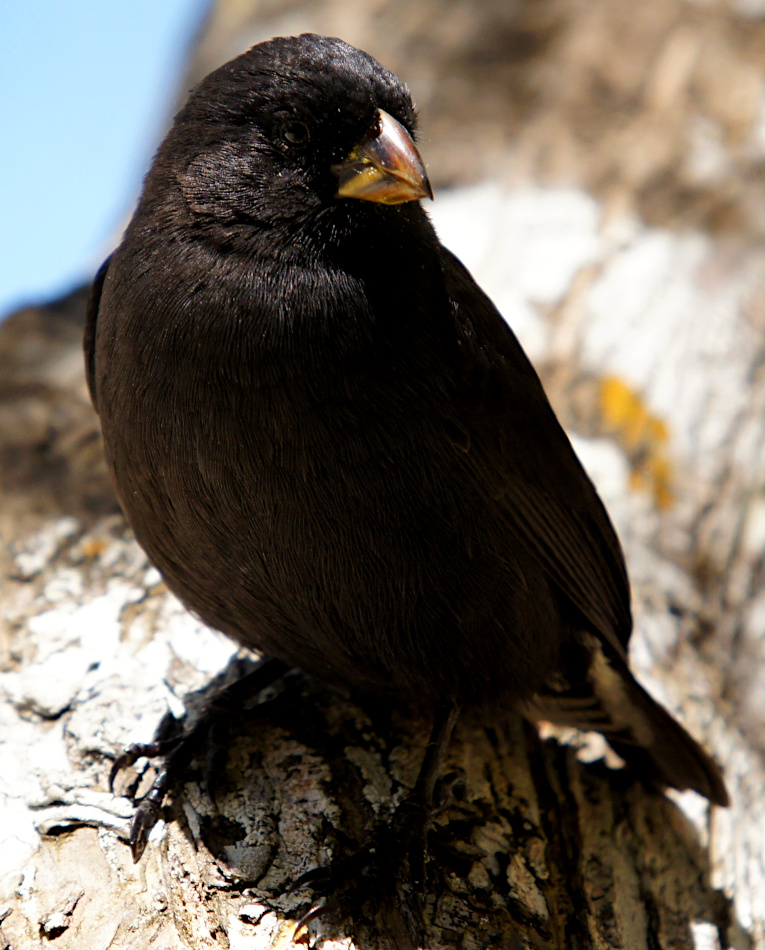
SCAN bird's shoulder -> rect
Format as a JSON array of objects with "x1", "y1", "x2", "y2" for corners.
[{"x1": 83, "y1": 255, "x2": 112, "y2": 414}]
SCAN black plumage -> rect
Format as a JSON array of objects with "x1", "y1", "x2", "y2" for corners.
[{"x1": 85, "y1": 34, "x2": 728, "y2": 809}]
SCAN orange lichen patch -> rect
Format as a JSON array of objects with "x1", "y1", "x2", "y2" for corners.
[
  {"x1": 79, "y1": 538, "x2": 108, "y2": 560},
  {"x1": 599, "y1": 376, "x2": 674, "y2": 508},
  {"x1": 600, "y1": 376, "x2": 668, "y2": 448}
]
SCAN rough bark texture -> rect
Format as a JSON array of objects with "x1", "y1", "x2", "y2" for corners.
[{"x1": 2, "y1": 1, "x2": 765, "y2": 948}]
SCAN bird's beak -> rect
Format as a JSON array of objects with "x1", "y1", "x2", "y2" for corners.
[{"x1": 333, "y1": 109, "x2": 433, "y2": 205}]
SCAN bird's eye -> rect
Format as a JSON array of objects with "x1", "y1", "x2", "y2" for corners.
[{"x1": 281, "y1": 122, "x2": 309, "y2": 147}]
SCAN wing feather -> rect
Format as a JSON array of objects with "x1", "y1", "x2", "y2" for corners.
[{"x1": 441, "y1": 247, "x2": 632, "y2": 656}]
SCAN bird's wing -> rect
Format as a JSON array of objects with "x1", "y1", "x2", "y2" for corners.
[
  {"x1": 83, "y1": 256, "x2": 112, "y2": 413},
  {"x1": 440, "y1": 247, "x2": 632, "y2": 657}
]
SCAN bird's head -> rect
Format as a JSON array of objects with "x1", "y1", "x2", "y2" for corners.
[{"x1": 153, "y1": 34, "x2": 431, "y2": 241}]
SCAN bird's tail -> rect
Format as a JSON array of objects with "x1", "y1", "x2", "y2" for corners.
[{"x1": 523, "y1": 632, "x2": 729, "y2": 806}]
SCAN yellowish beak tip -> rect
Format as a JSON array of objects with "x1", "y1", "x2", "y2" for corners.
[{"x1": 334, "y1": 109, "x2": 432, "y2": 206}]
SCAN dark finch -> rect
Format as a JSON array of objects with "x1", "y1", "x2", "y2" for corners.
[{"x1": 85, "y1": 31, "x2": 728, "y2": 851}]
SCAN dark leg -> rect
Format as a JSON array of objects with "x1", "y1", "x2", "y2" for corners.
[
  {"x1": 290, "y1": 700, "x2": 461, "y2": 932},
  {"x1": 409, "y1": 700, "x2": 461, "y2": 807},
  {"x1": 110, "y1": 657, "x2": 290, "y2": 860},
  {"x1": 389, "y1": 700, "x2": 460, "y2": 888}
]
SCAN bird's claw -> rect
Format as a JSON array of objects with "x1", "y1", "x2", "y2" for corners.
[
  {"x1": 128, "y1": 773, "x2": 171, "y2": 861},
  {"x1": 295, "y1": 899, "x2": 335, "y2": 936},
  {"x1": 109, "y1": 736, "x2": 183, "y2": 793},
  {"x1": 109, "y1": 658, "x2": 291, "y2": 859},
  {"x1": 282, "y1": 791, "x2": 431, "y2": 942}
]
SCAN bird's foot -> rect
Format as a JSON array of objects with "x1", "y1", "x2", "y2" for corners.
[
  {"x1": 287, "y1": 790, "x2": 433, "y2": 945},
  {"x1": 110, "y1": 657, "x2": 290, "y2": 860},
  {"x1": 287, "y1": 704, "x2": 460, "y2": 943}
]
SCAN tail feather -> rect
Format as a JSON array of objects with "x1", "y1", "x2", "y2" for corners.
[{"x1": 524, "y1": 632, "x2": 729, "y2": 807}]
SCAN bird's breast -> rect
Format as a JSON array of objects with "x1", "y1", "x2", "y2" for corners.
[{"x1": 95, "y1": 252, "x2": 562, "y2": 704}]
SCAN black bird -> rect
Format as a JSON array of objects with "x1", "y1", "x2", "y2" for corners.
[{"x1": 85, "y1": 33, "x2": 728, "y2": 867}]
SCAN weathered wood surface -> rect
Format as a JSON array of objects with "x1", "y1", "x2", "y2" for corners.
[{"x1": 1, "y1": 1, "x2": 764, "y2": 947}]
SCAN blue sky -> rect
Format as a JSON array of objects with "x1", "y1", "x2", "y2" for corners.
[{"x1": 0, "y1": 0, "x2": 210, "y2": 319}]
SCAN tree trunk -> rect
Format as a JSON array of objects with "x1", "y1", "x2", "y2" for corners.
[{"x1": 1, "y1": 1, "x2": 764, "y2": 948}]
